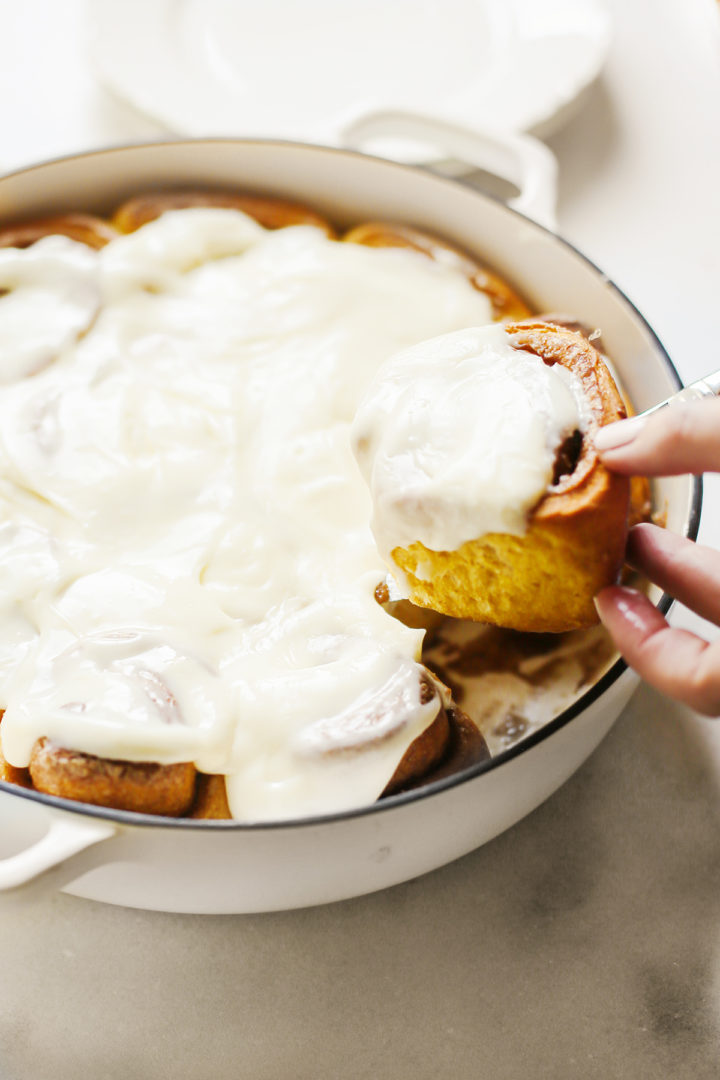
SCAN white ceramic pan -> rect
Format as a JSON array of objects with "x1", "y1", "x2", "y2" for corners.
[{"x1": 0, "y1": 137, "x2": 701, "y2": 913}]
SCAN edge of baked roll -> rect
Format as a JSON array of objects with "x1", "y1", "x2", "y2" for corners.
[
  {"x1": 389, "y1": 322, "x2": 631, "y2": 633},
  {"x1": 343, "y1": 221, "x2": 531, "y2": 321},
  {"x1": 1, "y1": 668, "x2": 488, "y2": 819}
]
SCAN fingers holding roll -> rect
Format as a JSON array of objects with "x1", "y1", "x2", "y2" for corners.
[
  {"x1": 594, "y1": 399, "x2": 720, "y2": 714},
  {"x1": 597, "y1": 521, "x2": 720, "y2": 714},
  {"x1": 594, "y1": 585, "x2": 720, "y2": 717},
  {"x1": 594, "y1": 398, "x2": 720, "y2": 476},
  {"x1": 625, "y1": 523, "x2": 720, "y2": 627}
]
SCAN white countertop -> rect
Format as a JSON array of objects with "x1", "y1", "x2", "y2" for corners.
[{"x1": 1, "y1": 2, "x2": 719, "y2": 1077}]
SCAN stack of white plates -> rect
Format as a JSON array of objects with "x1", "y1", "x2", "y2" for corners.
[{"x1": 90, "y1": 0, "x2": 612, "y2": 154}]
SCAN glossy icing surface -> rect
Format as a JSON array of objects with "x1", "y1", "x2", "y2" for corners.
[
  {"x1": 352, "y1": 323, "x2": 587, "y2": 579},
  {"x1": 0, "y1": 209, "x2": 499, "y2": 820}
]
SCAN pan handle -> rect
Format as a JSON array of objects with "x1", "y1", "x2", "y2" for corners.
[
  {"x1": 0, "y1": 804, "x2": 115, "y2": 890},
  {"x1": 341, "y1": 109, "x2": 558, "y2": 232}
]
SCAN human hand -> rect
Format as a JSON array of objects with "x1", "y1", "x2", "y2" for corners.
[{"x1": 593, "y1": 398, "x2": 720, "y2": 716}]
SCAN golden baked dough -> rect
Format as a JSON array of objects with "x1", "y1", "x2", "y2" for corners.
[
  {"x1": 343, "y1": 221, "x2": 531, "y2": 320},
  {"x1": 381, "y1": 678, "x2": 450, "y2": 795},
  {"x1": 0, "y1": 213, "x2": 118, "y2": 250},
  {"x1": 189, "y1": 773, "x2": 233, "y2": 820},
  {"x1": 390, "y1": 322, "x2": 631, "y2": 633},
  {"x1": 390, "y1": 705, "x2": 490, "y2": 794},
  {"x1": 28, "y1": 738, "x2": 197, "y2": 817},
  {"x1": 112, "y1": 190, "x2": 336, "y2": 236}
]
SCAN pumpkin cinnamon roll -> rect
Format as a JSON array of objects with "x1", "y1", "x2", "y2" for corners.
[{"x1": 353, "y1": 321, "x2": 630, "y2": 633}]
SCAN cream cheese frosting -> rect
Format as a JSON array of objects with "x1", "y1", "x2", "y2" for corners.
[
  {"x1": 0, "y1": 208, "x2": 497, "y2": 821},
  {"x1": 351, "y1": 323, "x2": 588, "y2": 579},
  {"x1": 0, "y1": 238, "x2": 100, "y2": 382}
]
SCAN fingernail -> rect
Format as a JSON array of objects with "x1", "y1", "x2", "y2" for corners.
[
  {"x1": 594, "y1": 415, "x2": 647, "y2": 452},
  {"x1": 594, "y1": 586, "x2": 656, "y2": 635}
]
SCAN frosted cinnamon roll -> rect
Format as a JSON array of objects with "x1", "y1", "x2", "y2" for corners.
[
  {"x1": 343, "y1": 222, "x2": 531, "y2": 320},
  {"x1": 9, "y1": 650, "x2": 481, "y2": 819},
  {"x1": 112, "y1": 190, "x2": 336, "y2": 236},
  {"x1": 353, "y1": 321, "x2": 630, "y2": 633}
]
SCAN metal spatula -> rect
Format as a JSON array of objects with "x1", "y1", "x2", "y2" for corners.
[{"x1": 637, "y1": 369, "x2": 720, "y2": 419}]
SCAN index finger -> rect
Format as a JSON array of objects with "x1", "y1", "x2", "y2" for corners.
[{"x1": 593, "y1": 398, "x2": 720, "y2": 475}]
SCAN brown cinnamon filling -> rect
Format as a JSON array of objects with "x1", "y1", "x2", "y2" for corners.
[{"x1": 552, "y1": 429, "x2": 584, "y2": 486}]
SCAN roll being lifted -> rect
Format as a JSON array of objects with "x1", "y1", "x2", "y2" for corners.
[{"x1": 354, "y1": 321, "x2": 630, "y2": 633}]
